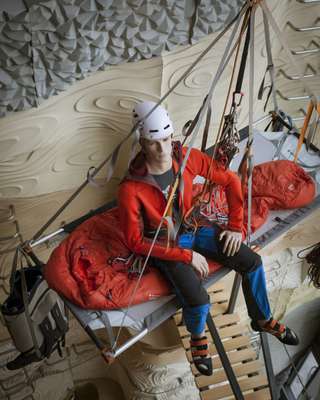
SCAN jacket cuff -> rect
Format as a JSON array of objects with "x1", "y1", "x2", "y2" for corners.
[
  {"x1": 182, "y1": 249, "x2": 193, "y2": 264},
  {"x1": 226, "y1": 223, "x2": 242, "y2": 233}
]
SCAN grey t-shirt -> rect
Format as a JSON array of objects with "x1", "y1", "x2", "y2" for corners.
[{"x1": 152, "y1": 168, "x2": 179, "y2": 219}]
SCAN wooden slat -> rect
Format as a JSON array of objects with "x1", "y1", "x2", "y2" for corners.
[
  {"x1": 178, "y1": 313, "x2": 240, "y2": 337},
  {"x1": 244, "y1": 388, "x2": 271, "y2": 400},
  {"x1": 209, "y1": 291, "x2": 229, "y2": 303},
  {"x1": 190, "y1": 348, "x2": 256, "y2": 371},
  {"x1": 196, "y1": 360, "x2": 263, "y2": 387},
  {"x1": 200, "y1": 375, "x2": 269, "y2": 400},
  {"x1": 183, "y1": 334, "x2": 250, "y2": 356},
  {"x1": 207, "y1": 282, "x2": 225, "y2": 293}
]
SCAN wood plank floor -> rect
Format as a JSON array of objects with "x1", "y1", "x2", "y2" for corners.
[{"x1": 173, "y1": 283, "x2": 271, "y2": 400}]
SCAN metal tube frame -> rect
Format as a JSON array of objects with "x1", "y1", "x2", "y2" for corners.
[
  {"x1": 260, "y1": 333, "x2": 278, "y2": 399},
  {"x1": 104, "y1": 328, "x2": 149, "y2": 359},
  {"x1": 29, "y1": 228, "x2": 65, "y2": 248}
]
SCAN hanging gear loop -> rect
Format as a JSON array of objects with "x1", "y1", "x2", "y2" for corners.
[
  {"x1": 176, "y1": 7, "x2": 250, "y2": 233},
  {"x1": 246, "y1": 6, "x2": 257, "y2": 246},
  {"x1": 183, "y1": 6, "x2": 252, "y2": 232},
  {"x1": 262, "y1": 9, "x2": 278, "y2": 113}
]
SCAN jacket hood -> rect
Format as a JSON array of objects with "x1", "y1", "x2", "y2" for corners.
[{"x1": 122, "y1": 141, "x2": 182, "y2": 183}]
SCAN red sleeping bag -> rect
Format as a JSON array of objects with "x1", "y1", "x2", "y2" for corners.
[
  {"x1": 44, "y1": 207, "x2": 222, "y2": 310},
  {"x1": 198, "y1": 160, "x2": 316, "y2": 233},
  {"x1": 45, "y1": 160, "x2": 315, "y2": 310}
]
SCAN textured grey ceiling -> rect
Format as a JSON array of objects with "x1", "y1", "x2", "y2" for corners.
[{"x1": 0, "y1": 0, "x2": 244, "y2": 117}]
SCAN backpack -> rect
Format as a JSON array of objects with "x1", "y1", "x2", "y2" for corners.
[{"x1": 1, "y1": 259, "x2": 68, "y2": 370}]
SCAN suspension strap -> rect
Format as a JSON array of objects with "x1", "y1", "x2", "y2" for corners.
[
  {"x1": 246, "y1": 5, "x2": 257, "y2": 245},
  {"x1": 193, "y1": 6, "x2": 251, "y2": 218},
  {"x1": 201, "y1": 104, "x2": 212, "y2": 152},
  {"x1": 235, "y1": 14, "x2": 251, "y2": 95},
  {"x1": 182, "y1": 10, "x2": 248, "y2": 230},
  {"x1": 261, "y1": 9, "x2": 278, "y2": 113},
  {"x1": 205, "y1": 6, "x2": 251, "y2": 176}
]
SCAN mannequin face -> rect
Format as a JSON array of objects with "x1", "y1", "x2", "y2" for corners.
[{"x1": 140, "y1": 135, "x2": 173, "y2": 165}]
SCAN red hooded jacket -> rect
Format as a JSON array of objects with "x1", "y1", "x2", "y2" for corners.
[{"x1": 117, "y1": 142, "x2": 243, "y2": 264}]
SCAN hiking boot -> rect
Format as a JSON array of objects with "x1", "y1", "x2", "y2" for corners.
[
  {"x1": 190, "y1": 336, "x2": 213, "y2": 376},
  {"x1": 251, "y1": 318, "x2": 299, "y2": 346}
]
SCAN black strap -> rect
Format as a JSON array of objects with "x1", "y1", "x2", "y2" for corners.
[
  {"x1": 39, "y1": 317, "x2": 57, "y2": 357},
  {"x1": 51, "y1": 303, "x2": 68, "y2": 335},
  {"x1": 235, "y1": 14, "x2": 251, "y2": 95},
  {"x1": 20, "y1": 259, "x2": 42, "y2": 359},
  {"x1": 258, "y1": 66, "x2": 273, "y2": 112},
  {"x1": 39, "y1": 304, "x2": 68, "y2": 358},
  {"x1": 201, "y1": 105, "x2": 212, "y2": 152},
  {"x1": 183, "y1": 95, "x2": 208, "y2": 142}
]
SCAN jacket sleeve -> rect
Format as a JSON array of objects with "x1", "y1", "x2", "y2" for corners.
[
  {"x1": 118, "y1": 183, "x2": 193, "y2": 264},
  {"x1": 187, "y1": 147, "x2": 244, "y2": 232}
]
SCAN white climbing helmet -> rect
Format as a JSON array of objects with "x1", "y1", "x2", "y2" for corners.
[{"x1": 133, "y1": 101, "x2": 174, "y2": 140}]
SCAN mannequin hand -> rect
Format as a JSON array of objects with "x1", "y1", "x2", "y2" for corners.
[
  {"x1": 191, "y1": 251, "x2": 209, "y2": 278},
  {"x1": 219, "y1": 230, "x2": 242, "y2": 257}
]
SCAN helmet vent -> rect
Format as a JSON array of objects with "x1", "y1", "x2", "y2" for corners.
[
  {"x1": 149, "y1": 129, "x2": 159, "y2": 133},
  {"x1": 164, "y1": 124, "x2": 170, "y2": 130}
]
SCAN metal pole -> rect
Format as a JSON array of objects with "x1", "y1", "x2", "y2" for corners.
[
  {"x1": 106, "y1": 328, "x2": 149, "y2": 359},
  {"x1": 226, "y1": 273, "x2": 242, "y2": 314},
  {"x1": 29, "y1": 228, "x2": 65, "y2": 248},
  {"x1": 260, "y1": 333, "x2": 277, "y2": 400},
  {"x1": 206, "y1": 313, "x2": 244, "y2": 400}
]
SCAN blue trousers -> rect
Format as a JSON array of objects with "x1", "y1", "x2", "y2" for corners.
[{"x1": 153, "y1": 225, "x2": 271, "y2": 335}]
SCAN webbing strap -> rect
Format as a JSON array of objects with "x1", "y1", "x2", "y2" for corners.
[
  {"x1": 201, "y1": 105, "x2": 212, "y2": 152},
  {"x1": 87, "y1": 141, "x2": 122, "y2": 187},
  {"x1": 262, "y1": 9, "x2": 278, "y2": 112},
  {"x1": 200, "y1": 6, "x2": 250, "y2": 200},
  {"x1": 235, "y1": 15, "x2": 250, "y2": 94},
  {"x1": 178, "y1": 12, "x2": 246, "y2": 231},
  {"x1": 180, "y1": 9, "x2": 245, "y2": 175},
  {"x1": 246, "y1": 6, "x2": 257, "y2": 245}
]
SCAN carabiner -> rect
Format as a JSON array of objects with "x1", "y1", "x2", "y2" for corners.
[{"x1": 232, "y1": 91, "x2": 244, "y2": 107}]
